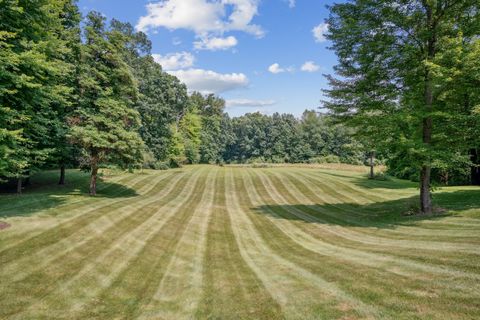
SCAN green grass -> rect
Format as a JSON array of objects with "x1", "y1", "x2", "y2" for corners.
[{"x1": 0, "y1": 165, "x2": 479, "y2": 319}]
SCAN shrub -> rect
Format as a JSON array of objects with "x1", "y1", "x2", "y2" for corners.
[
  {"x1": 168, "y1": 158, "x2": 183, "y2": 168},
  {"x1": 368, "y1": 171, "x2": 390, "y2": 181},
  {"x1": 154, "y1": 161, "x2": 170, "y2": 170},
  {"x1": 252, "y1": 163, "x2": 271, "y2": 168}
]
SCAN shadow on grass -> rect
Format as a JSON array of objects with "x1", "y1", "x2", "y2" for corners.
[
  {"x1": 0, "y1": 170, "x2": 138, "y2": 219},
  {"x1": 252, "y1": 189, "x2": 480, "y2": 229},
  {"x1": 318, "y1": 171, "x2": 417, "y2": 190}
]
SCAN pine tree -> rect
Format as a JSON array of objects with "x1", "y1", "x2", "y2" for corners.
[{"x1": 69, "y1": 12, "x2": 143, "y2": 195}]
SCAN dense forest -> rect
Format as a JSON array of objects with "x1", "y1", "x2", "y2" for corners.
[{"x1": 1, "y1": 0, "x2": 479, "y2": 214}]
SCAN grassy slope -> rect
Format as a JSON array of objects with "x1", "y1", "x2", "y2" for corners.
[{"x1": 0, "y1": 165, "x2": 479, "y2": 319}]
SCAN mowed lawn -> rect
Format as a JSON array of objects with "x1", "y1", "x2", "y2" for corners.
[{"x1": 0, "y1": 166, "x2": 479, "y2": 319}]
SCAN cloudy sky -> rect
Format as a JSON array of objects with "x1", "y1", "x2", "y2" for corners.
[{"x1": 79, "y1": 0, "x2": 337, "y2": 116}]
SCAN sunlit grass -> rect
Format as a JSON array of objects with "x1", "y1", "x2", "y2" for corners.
[{"x1": 0, "y1": 165, "x2": 479, "y2": 319}]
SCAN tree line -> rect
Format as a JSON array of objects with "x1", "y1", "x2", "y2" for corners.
[
  {"x1": 0, "y1": 0, "x2": 369, "y2": 195},
  {"x1": 2, "y1": 0, "x2": 479, "y2": 209}
]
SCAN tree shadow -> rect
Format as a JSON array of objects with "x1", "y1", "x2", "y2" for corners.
[
  {"x1": 252, "y1": 189, "x2": 480, "y2": 229},
  {"x1": 317, "y1": 171, "x2": 417, "y2": 190},
  {"x1": 0, "y1": 170, "x2": 138, "y2": 219}
]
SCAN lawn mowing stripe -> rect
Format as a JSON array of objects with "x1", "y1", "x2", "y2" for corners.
[
  {"x1": 274, "y1": 172, "x2": 480, "y2": 274},
  {"x1": 272, "y1": 170, "x2": 480, "y2": 284},
  {"x1": 70, "y1": 167, "x2": 210, "y2": 319},
  {"x1": 281, "y1": 171, "x2": 480, "y2": 278},
  {"x1": 300, "y1": 169, "x2": 408, "y2": 201},
  {"x1": 244, "y1": 169, "x2": 477, "y2": 319},
  {"x1": 0, "y1": 171, "x2": 176, "y2": 267},
  {"x1": 243, "y1": 169, "x2": 432, "y2": 319},
  {"x1": 1, "y1": 165, "x2": 478, "y2": 319},
  {"x1": 271, "y1": 170, "x2": 480, "y2": 253},
  {"x1": 298, "y1": 169, "x2": 389, "y2": 204},
  {"x1": 12, "y1": 168, "x2": 206, "y2": 319},
  {"x1": 283, "y1": 169, "x2": 480, "y2": 244},
  {"x1": 288, "y1": 173, "x2": 454, "y2": 232},
  {"x1": 0, "y1": 171, "x2": 177, "y2": 262},
  {"x1": 138, "y1": 167, "x2": 218, "y2": 319},
  {"x1": 251, "y1": 169, "x2": 419, "y2": 277},
  {"x1": 252, "y1": 169, "x2": 480, "y2": 280},
  {"x1": 0, "y1": 172, "x2": 150, "y2": 245},
  {"x1": 231, "y1": 168, "x2": 383, "y2": 320},
  {"x1": 1, "y1": 171, "x2": 192, "y2": 318},
  {"x1": 1, "y1": 169, "x2": 187, "y2": 285},
  {"x1": 292, "y1": 170, "x2": 375, "y2": 205},
  {"x1": 0, "y1": 172, "x2": 164, "y2": 253},
  {"x1": 0, "y1": 170, "x2": 148, "y2": 217},
  {"x1": 194, "y1": 168, "x2": 283, "y2": 320},
  {"x1": 296, "y1": 173, "x2": 480, "y2": 233}
]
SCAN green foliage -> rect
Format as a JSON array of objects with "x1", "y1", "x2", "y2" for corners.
[
  {"x1": 179, "y1": 107, "x2": 202, "y2": 164},
  {"x1": 0, "y1": 0, "x2": 75, "y2": 179},
  {"x1": 68, "y1": 12, "x2": 144, "y2": 177},
  {"x1": 223, "y1": 110, "x2": 364, "y2": 165},
  {"x1": 324, "y1": 0, "x2": 480, "y2": 211},
  {"x1": 167, "y1": 123, "x2": 186, "y2": 167},
  {"x1": 190, "y1": 93, "x2": 228, "y2": 164},
  {"x1": 134, "y1": 57, "x2": 188, "y2": 161}
]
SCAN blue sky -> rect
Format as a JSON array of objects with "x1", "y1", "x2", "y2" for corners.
[{"x1": 78, "y1": 0, "x2": 337, "y2": 117}]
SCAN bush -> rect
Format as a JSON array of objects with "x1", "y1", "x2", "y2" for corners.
[
  {"x1": 247, "y1": 157, "x2": 267, "y2": 164},
  {"x1": 168, "y1": 158, "x2": 183, "y2": 168},
  {"x1": 252, "y1": 163, "x2": 271, "y2": 168},
  {"x1": 142, "y1": 150, "x2": 157, "y2": 169},
  {"x1": 270, "y1": 156, "x2": 285, "y2": 164},
  {"x1": 153, "y1": 161, "x2": 170, "y2": 170},
  {"x1": 368, "y1": 171, "x2": 390, "y2": 181},
  {"x1": 308, "y1": 157, "x2": 326, "y2": 164},
  {"x1": 324, "y1": 155, "x2": 341, "y2": 163},
  {"x1": 308, "y1": 155, "x2": 341, "y2": 164}
]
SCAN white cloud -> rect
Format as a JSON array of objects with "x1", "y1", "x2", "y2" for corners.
[
  {"x1": 168, "y1": 68, "x2": 249, "y2": 94},
  {"x1": 288, "y1": 0, "x2": 295, "y2": 8},
  {"x1": 301, "y1": 61, "x2": 320, "y2": 72},
  {"x1": 268, "y1": 63, "x2": 283, "y2": 74},
  {"x1": 226, "y1": 99, "x2": 275, "y2": 108},
  {"x1": 152, "y1": 52, "x2": 195, "y2": 71},
  {"x1": 136, "y1": 0, "x2": 264, "y2": 38},
  {"x1": 172, "y1": 37, "x2": 182, "y2": 45},
  {"x1": 194, "y1": 36, "x2": 238, "y2": 51},
  {"x1": 312, "y1": 23, "x2": 329, "y2": 43},
  {"x1": 268, "y1": 63, "x2": 294, "y2": 74}
]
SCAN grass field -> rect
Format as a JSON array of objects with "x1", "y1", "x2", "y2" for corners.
[{"x1": 0, "y1": 165, "x2": 479, "y2": 319}]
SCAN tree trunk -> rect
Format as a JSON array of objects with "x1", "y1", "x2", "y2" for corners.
[
  {"x1": 58, "y1": 164, "x2": 65, "y2": 186},
  {"x1": 471, "y1": 148, "x2": 480, "y2": 185},
  {"x1": 59, "y1": 165, "x2": 66, "y2": 185},
  {"x1": 24, "y1": 170, "x2": 31, "y2": 186},
  {"x1": 420, "y1": 166, "x2": 432, "y2": 213},
  {"x1": 420, "y1": 107, "x2": 433, "y2": 214},
  {"x1": 420, "y1": 5, "x2": 435, "y2": 215},
  {"x1": 17, "y1": 177, "x2": 22, "y2": 194},
  {"x1": 369, "y1": 151, "x2": 375, "y2": 179},
  {"x1": 89, "y1": 154, "x2": 99, "y2": 196}
]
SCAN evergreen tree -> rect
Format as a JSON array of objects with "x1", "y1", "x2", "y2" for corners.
[{"x1": 69, "y1": 12, "x2": 143, "y2": 195}]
